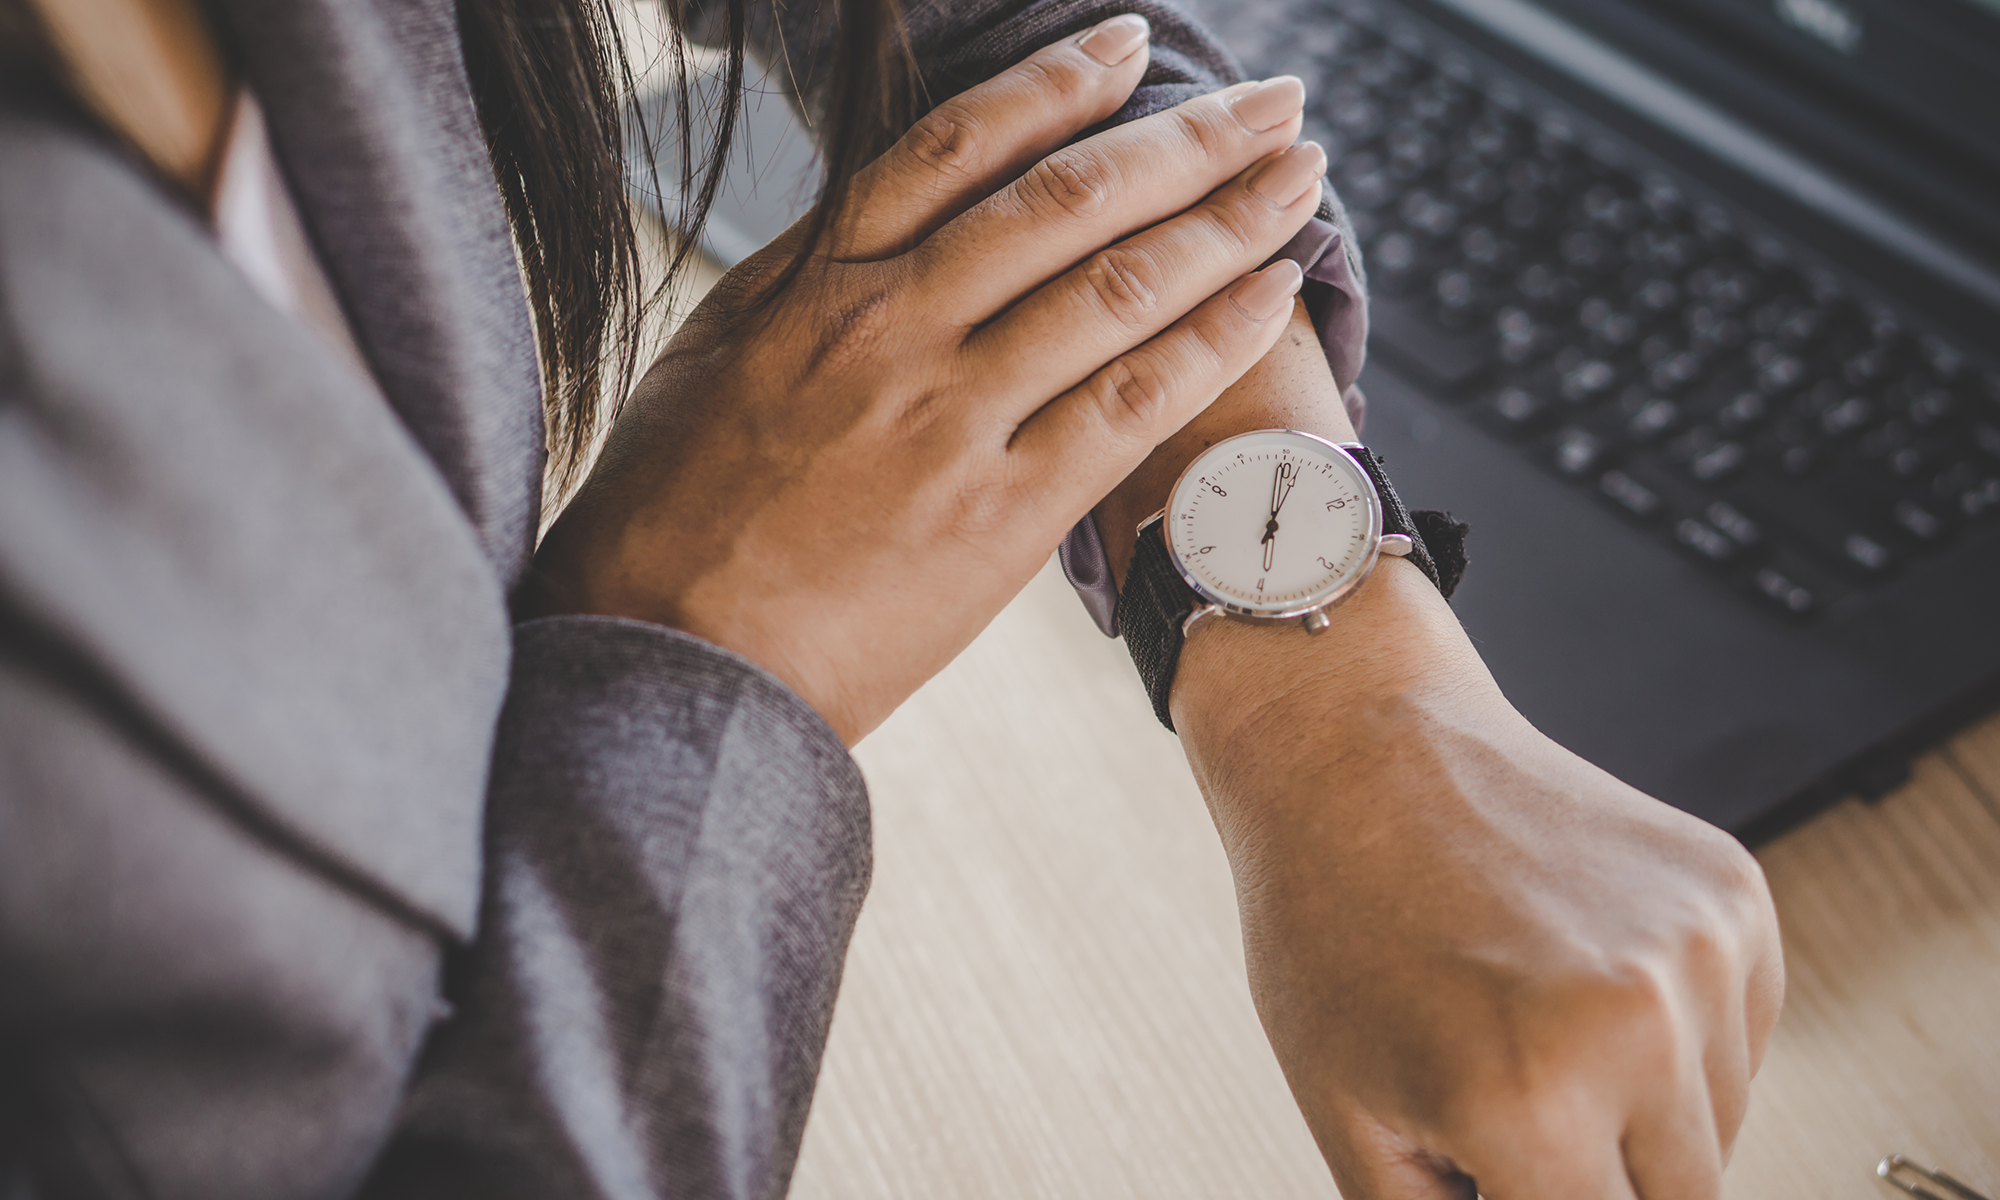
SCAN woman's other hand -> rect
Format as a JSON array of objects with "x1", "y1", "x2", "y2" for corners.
[
  {"x1": 527, "y1": 15, "x2": 1327, "y2": 743},
  {"x1": 1174, "y1": 560, "x2": 1786, "y2": 1200}
]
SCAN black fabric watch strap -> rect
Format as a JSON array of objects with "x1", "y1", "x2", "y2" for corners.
[{"x1": 1115, "y1": 446, "x2": 1468, "y2": 733}]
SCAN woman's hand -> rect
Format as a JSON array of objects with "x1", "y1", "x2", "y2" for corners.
[
  {"x1": 527, "y1": 15, "x2": 1327, "y2": 743},
  {"x1": 1175, "y1": 561, "x2": 1786, "y2": 1200}
]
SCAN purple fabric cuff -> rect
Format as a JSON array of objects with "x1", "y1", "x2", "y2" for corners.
[{"x1": 1058, "y1": 212, "x2": 1370, "y2": 637}]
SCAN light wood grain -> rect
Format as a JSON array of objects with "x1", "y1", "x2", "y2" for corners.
[{"x1": 790, "y1": 558, "x2": 2000, "y2": 1200}]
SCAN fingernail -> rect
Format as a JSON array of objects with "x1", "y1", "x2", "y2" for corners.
[
  {"x1": 1230, "y1": 75, "x2": 1306, "y2": 133},
  {"x1": 1249, "y1": 141, "x2": 1327, "y2": 206},
  {"x1": 1231, "y1": 259, "x2": 1305, "y2": 322},
  {"x1": 1079, "y1": 14, "x2": 1150, "y2": 65}
]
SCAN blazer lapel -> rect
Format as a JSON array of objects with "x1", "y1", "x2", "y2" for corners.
[
  {"x1": 0, "y1": 111, "x2": 512, "y2": 937},
  {"x1": 209, "y1": 0, "x2": 547, "y2": 588}
]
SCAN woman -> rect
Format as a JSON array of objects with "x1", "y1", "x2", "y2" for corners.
[{"x1": 0, "y1": 0, "x2": 1782, "y2": 1197}]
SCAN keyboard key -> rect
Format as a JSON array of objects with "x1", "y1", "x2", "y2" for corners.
[
  {"x1": 1494, "y1": 305, "x2": 1554, "y2": 364},
  {"x1": 1445, "y1": 161, "x2": 1505, "y2": 209},
  {"x1": 1516, "y1": 261, "x2": 1580, "y2": 312},
  {"x1": 1600, "y1": 469, "x2": 1663, "y2": 518},
  {"x1": 1582, "y1": 183, "x2": 1643, "y2": 234},
  {"x1": 1633, "y1": 276, "x2": 1682, "y2": 315},
  {"x1": 1388, "y1": 124, "x2": 1448, "y2": 181},
  {"x1": 1433, "y1": 268, "x2": 1486, "y2": 328},
  {"x1": 1553, "y1": 428, "x2": 1605, "y2": 476},
  {"x1": 1733, "y1": 472, "x2": 1898, "y2": 581},
  {"x1": 1675, "y1": 517, "x2": 1738, "y2": 563},
  {"x1": 1484, "y1": 385, "x2": 1550, "y2": 430},
  {"x1": 1843, "y1": 532, "x2": 1895, "y2": 573},
  {"x1": 1686, "y1": 260, "x2": 1757, "y2": 312},
  {"x1": 1651, "y1": 350, "x2": 1706, "y2": 394},
  {"x1": 1961, "y1": 476, "x2": 2000, "y2": 519},
  {"x1": 1460, "y1": 225, "x2": 1516, "y2": 273},
  {"x1": 1578, "y1": 297, "x2": 1640, "y2": 350},
  {"x1": 1326, "y1": 84, "x2": 1387, "y2": 141},
  {"x1": 1368, "y1": 229, "x2": 1425, "y2": 295},
  {"x1": 1904, "y1": 387, "x2": 1960, "y2": 429},
  {"x1": 1715, "y1": 390, "x2": 1769, "y2": 431},
  {"x1": 1892, "y1": 500, "x2": 1945, "y2": 541},
  {"x1": 1706, "y1": 500, "x2": 1763, "y2": 546},
  {"x1": 1690, "y1": 440, "x2": 1747, "y2": 482},
  {"x1": 1399, "y1": 188, "x2": 1461, "y2": 238},
  {"x1": 1685, "y1": 304, "x2": 1746, "y2": 353},
  {"x1": 1459, "y1": 112, "x2": 1522, "y2": 164},
  {"x1": 1817, "y1": 394, "x2": 1874, "y2": 438},
  {"x1": 1752, "y1": 562, "x2": 1820, "y2": 616},
  {"x1": 1560, "y1": 356, "x2": 1621, "y2": 403},
  {"x1": 1974, "y1": 424, "x2": 2000, "y2": 459},
  {"x1": 1559, "y1": 229, "x2": 1620, "y2": 276}
]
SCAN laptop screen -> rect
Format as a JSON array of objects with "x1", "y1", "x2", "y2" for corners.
[
  {"x1": 1651, "y1": 0, "x2": 2000, "y2": 172},
  {"x1": 1516, "y1": 0, "x2": 2000, "y2": 263}
]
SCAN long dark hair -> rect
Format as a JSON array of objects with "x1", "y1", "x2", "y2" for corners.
[{"x1": 457, "y1": 0, "x2": 923, "y2": 499}]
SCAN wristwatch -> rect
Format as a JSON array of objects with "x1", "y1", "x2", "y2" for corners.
[{"x1": 1114, "y1": 428, "x2": 1468, "y2": 731}]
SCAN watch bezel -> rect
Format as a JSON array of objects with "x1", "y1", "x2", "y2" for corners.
[{"x1": 1156, "y1": 429, "x2": 1385, "y2": 624}]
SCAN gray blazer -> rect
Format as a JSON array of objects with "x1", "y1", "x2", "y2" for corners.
[{"x1": 0, "y1": 0, "x2": 1279, "y2": 1197}]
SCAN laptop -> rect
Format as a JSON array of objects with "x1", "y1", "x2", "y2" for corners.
[{"x1": 636, "y1": 0, "x2": 2000, "y2": 840}]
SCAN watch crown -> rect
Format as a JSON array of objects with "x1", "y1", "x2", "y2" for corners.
[
  {"x1": 1302, "y1": 609, "x2": 1334, "y2": 634},
  {"x1": 1380, "y1": 533, "x2": 1416, "y2": 557}
]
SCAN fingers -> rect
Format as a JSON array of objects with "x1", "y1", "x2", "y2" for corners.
[
  {"x1": 1315, "y1": 1104, "x2": 1478, "y2": 1200},
  {"x1": 967, "y1": 139, "x2": 1326, "y2": 408},
  {"x1": 1447, "y1": 1109, "x2": 1641, "y2": 1200},
  {"x1": 914, "y1": 75, "x2": 1309, "y2": 322},
  {"x1": 828, "y1": 15, "x2": 1154, "y2": 261},
  {"x1": 1005, "y1": 259, "x2": 1303, "y2": 511},
  {"x1": 1623, "y1": 1064, "x2": 1727, "y2": 1200}
]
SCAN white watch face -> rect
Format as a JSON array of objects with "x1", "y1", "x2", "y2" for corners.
[{"x1": 1164, "y1": 429, "x2": 1382, "y2": 617}]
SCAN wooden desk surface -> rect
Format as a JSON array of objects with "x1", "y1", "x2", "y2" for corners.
[{"x1": 790, "y1": 558, "x2": 2000, "y2": 1200}]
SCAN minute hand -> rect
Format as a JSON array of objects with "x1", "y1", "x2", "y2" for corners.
[{"x1": 1272, "y1": 461, "x2": 1297, "y2": 515}]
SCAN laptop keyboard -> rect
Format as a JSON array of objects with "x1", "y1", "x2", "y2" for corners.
[{"x1": 1209, "y1": 0, "x2": 2000, "y2": 619}]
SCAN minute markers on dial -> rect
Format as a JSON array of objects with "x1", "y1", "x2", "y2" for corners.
[{"x1": 1170, "y1": 433, "x2": 1381, "y2": 613}]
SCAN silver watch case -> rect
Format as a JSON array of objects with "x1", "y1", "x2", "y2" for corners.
[{"x1": 1139, "y1": 430, "x2": 1414, "y2": 638}]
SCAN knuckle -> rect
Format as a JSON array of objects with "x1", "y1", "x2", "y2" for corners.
[
  {"x1": 1181, "y1": 315, "x2": 1235, "y2": 371},
  {"x1": 1210, "y1": 188, "x2": 1274, "y2": 249},
  {"x1": 1017, "y1": 52, "x2": 1093, "y2": 108},
  {"x1": 947, "y1": 474, "x2": 1015, "y2": 540},
  {"x1": 1170, "y1": 104, "x2": 1235, "y2": 162},
  {"x1": 1079, "y1": 247, "x2": 1164, "y2": 328},
  {"x1": 901, "y1": 108, "x2": 979, "y2": 180},
  {"x1": 1094, "y1": 356, "x2": 1174, "y2": 433},
  {"x1": 1018, "y1": 151, "x2": 1113, "y2": 221}
]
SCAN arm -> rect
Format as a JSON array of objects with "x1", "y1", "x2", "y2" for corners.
[
  {"x1": 360, "y1": 619, "x2": 869, "y2": 1200},
  {"x1": 1096, "y1": 280, "x2": 1788, "y2": 1200}
]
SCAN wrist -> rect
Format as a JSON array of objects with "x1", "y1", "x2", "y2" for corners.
[
  {"x1": 1097, "y1": 300, "x2": 1356, "y2": 589},
  {"x1": 1170, "y1": 556, "x2": 1512, "y2": 806}
]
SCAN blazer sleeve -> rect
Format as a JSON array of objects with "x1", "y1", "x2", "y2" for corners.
[
  {"x1": 686, "y1": 0, "x2": 1367, "y2": 356},
  {"x1": 360, "y1": 617, "x2": 871, "y2": 1200}
]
